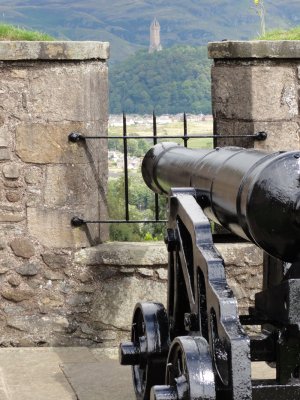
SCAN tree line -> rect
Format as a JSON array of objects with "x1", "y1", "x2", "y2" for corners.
[{"x1": 109, "y1": 45, "x2": 212, "y2": 115}]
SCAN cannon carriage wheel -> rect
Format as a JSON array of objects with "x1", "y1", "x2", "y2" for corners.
[
  {"x1": 119, "y1": 302, "x2": 170, "y2": 400},
  {"x1": 151, "y1": 336, "x2": 216, "y2": 400}
]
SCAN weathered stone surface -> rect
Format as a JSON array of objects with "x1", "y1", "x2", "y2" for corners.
[
  {"x1": 78, "y1": 271, "x2": 92, "y2": 283},
  {"x1": 253, "y1": 121, "x2": 300, "y2": 151},
  {"x1": 0, "y1": 212, "x2": 25, "y2": 222},
  {"x1": 0, "y1": 44, "x2": 109, "y2": 347},
  {"x1": 44, "y1": 270, "x2": 65, "y2": 280},
  {"x1": 42, "y1": 252, "x2": 68, "y2": 269},
  {"x1": 28, "y1": 208, "x2": 92, "y2": 248},
  {"x1": 98, "y1": 330, "x2": 117, "y2": 341},
  {"x1": 24, "y1": 166, "x2": 43, "y2": 184},
  {"x1": 0, "y1": 148, "x2": 10, "y2": 160},
  {"x1": 25, "y1": 63, "x2": 108, "y2": 122},
  {"x1": 208, "y1": 40, "x2": 300, "y2": 59},
  {"x1": 6, "y1": 190, "x2": 22, "y2": 202},
  {"x1": 0, "y1": 132, "x2": 8, "y2": 147},
  {"x1": 0, "y1": 265, "x2": 9, "y2": 274},
  {"x1": 4, "y1": 180, "x2": 23, "y2": 188},
  {"x1": 16, "y1": 122, "x2": 90, "y2": 164},
  {"x1": 216, "y1": 243, "x2": 263, "y2": 268},
  {"x1": 10, "y1": 238, "x2": 35, "y2": 259},
  {"x1": 7, "y1": 274, "x2": 22, "y2": 287},
  {"x1": 1, "y1": 283, "x2": 35, "y2": 302},
  {"x1": 0, "y1": 41, "x2": 109, "y2": 61},
  {"x1": 44, "y1": 163, "x2": 99, "y2": 207},
  {"x1": 0, "y1": 237, "x2": 6, "y2": 250},
  {"x1": 16, "y1": 263, "x2": 39, "y2": 276},
  {"x1": 67, "y1": 294, "x2": 92, "y2": 307},
  {"x1": 212, "y1": 65, "x2": 298, "y2": 121},
  {"x1": 214, "y1": 119, "x2": 300, "y2": 150},
  {"x1": 6, "y1": 315, "x2": 69, "y2": 333},
  {"x1": 75, "y1": 242, "x2": 168, "y2": 266},
  {"x1": 157, "y1": 268, "x2": 168, "y2": 280},
  {"x1": 138, "y1": 268, "x2": 153, "y2": 277},
  {"x1": 91, "y1": 275, "x2": 167, "y2": 330},
  {"x1": 40, "y1": 294, "x2": 64, "y2": 309},
  {"x1": 2, "y1": 163, "x2": 20, "y2": 179}
]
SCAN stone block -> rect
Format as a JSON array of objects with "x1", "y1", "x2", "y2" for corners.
[
  {"x1": 44, "y1": 164, "x2": 100, "y2": 207},
  {"x1": 212, "y1": 65, "x2": 298, "y2": 121},
  {"x1": 6, "y1": 190, "x2": 22, "y2": 203},
  {"x1": 6, "y1": 315, "x2": 69, "y2": 333},
  {"x1": 157, "y1": 268, "x2": 168, "y2": 280},
  {"x1": 91, "y1": 275, "x2": 167, "y2": 330},
  {"x1": 43, "y1": 270, "x2": 65, "y2": 281},
  {"x1": 16, "y1": 122, "x2": 91, "y2": 164},
  {"x1": 213, "y1": 119, "x2": 255, "y2": 148},
  {"x1": 253, "y1": 121, "x2": 300, "y2": 151},
  {"x1": 0, "y1": 148, "x2": 10, "y2": 160},
  {"x1": 208, "y1": 40, "x2": 300, "y2": 59},
  {"x1": 75, "y1": 241, "x2": 168, "y2": 266},
  {"x1": 24, "y1": 166, "x2": 43, "y2": 184},
  {"x1": 216, "y1": 243, "x2": 263, "y2": 269},
  {"x1": 25, "y1": 63, "x2": 108, "y2": 122},
  {"x1": 10, "y1": 238, "x2": 35, "y2": 259},
  {"x1": 2, "y1": 163, "x2": 20, "y2": 179},
  {"x1": 27, "y1": 208, "x2": 92, "y2": 248},
  {"x1": 0, "y1": 41, "x2": 110, "y2": 61},
  {"x1": 1, "y1": 283, "x2": 35, "y2": 302},
  {"x1": 16, "y1": 263, "x2": 39, "y2": 276},
  {"x1": 0, "y1": 131, "x2": 8, "y2": 147},
  {"x1": 215, "y1": 119, "x2": 300, "y2": 151},
  {"x1": 7, "y1": 274, "x2": 22, "y2": 287},
  {"x1": 42, "y1": 252, "x2": 68, "y2": 269}
]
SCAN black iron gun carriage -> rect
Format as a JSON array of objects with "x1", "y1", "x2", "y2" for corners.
[{"x1": 120, "y1": 142, "x2": 300, "y2": 400}]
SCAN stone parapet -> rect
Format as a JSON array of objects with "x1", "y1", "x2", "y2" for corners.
[
  {"x1": 73, "y1": 242, "x2": 262, "y2": 347},
  {"x1": 208, "y1": 40, "x2": 300, "y2": 151},
  {"x1": 0, "y1": 41, "x2": 110, "y2": 61},
  {"x1": 208, "y1": 40, "x2": 300, "y2": 59},
  {"x1": 0, "y1": 41, "x2": 109, "y2": 346}
]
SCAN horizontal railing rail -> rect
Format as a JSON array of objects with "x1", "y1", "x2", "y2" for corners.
[{"x1": 68, "y1": 112, "x2": 267, "y2": 228}]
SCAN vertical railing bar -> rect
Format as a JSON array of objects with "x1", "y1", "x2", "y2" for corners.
[
  {"x1": 153, "y1": 110, "x2": 158, "y2": 145},
  {"x1": 183, "y1": 112, "x2": 188, "y2": 148},
  {"x1": 123, "y1": 112, "x2": 130, "y2": 221},
  {"x1": 153, "y1": 111, "x2": 159, "y2": 221}
]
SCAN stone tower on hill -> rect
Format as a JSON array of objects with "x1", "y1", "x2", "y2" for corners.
[{"x1": 149, "y1": 18, "x2": 162, "y2": 53}]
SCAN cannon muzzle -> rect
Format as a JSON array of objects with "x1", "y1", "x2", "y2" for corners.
[{"x1": 142, "y1": 142, "x2": 300, "y2": 262}]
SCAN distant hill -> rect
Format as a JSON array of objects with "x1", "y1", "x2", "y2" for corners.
[
  {"x1": 0, "y1": 1, "x2": 299, "y2": 62},
  {"x1": 109, "y1": 45, "x2": 211, "y2": 115}
]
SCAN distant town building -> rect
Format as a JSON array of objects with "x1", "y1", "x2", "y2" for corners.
[{"x1": 149, "y1": 18, "x2": 162, "y2": 53}]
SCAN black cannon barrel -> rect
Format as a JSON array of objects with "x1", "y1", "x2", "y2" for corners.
[{"x1": 142, "y1": 142, "x2": 300, "y2": 262}]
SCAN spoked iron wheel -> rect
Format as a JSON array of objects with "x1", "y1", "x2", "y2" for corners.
[
  {"x1": 119, "y1": 302, "x2": 170, "y2": 400},
  {"x1": 151, "y1": 336, "x2": 216, "y2": 400}
]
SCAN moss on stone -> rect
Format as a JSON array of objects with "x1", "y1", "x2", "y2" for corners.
[
  {"x1": 0, "y1": 23, "x2": 54, "y2": 41},
  {"x1": 259, "y1": 26, "x2": 300, "y2": 40}
]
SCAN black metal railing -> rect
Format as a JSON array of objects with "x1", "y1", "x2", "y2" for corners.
[{"x1": 68, "y1": 112, "x2": 267, "y2": 227}]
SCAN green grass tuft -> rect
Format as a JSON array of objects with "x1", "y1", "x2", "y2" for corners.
[
  {"x1": 258, "y1": 26, "x2": 300, "y2": 40},
  {"x1": 0, "y1": 24, "x2": 54, "y2": 41}
]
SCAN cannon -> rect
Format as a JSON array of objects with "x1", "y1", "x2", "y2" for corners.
[{"x1": 119, "y1": 143, "x2": 300, "y2": 400}]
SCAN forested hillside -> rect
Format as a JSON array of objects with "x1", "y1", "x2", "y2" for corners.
[
  {"x1": 0, "y1": 1, "x2": 299, "y2": 62},
  {"x1": 110, "y1": 46, "x2": 211, "y2": 114}
]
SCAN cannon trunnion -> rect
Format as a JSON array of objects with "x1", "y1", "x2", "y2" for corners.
[{"x1": 120, "y1": 144, "x2": 300, "y2": 400}]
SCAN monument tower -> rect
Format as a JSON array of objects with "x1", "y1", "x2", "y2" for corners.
[{"x1": 149, "y1": 18, "x2": 162, "y2": 53}]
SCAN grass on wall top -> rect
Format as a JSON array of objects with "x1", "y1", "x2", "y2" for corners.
[
  {"x1": 0, "y1": 24, "x2": 54, "y2": 41},
  {"x1": 259, "y1": 26, "x2": 300, "y2": 40}
]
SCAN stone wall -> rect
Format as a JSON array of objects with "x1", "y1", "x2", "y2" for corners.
[
  {"x1": 0, "y1": 41, "x2": 109, "y2": 346},
  {"x1": 74, "y1": 242, "x2": 262, "y2": 347},
  {"x1": 208, "y1": 41, "x2": 300, "y2": 150}
]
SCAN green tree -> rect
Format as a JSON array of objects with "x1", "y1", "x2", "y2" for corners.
[{"x1": 109, "y1": 45, "x2": 212, "y2": 115}]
